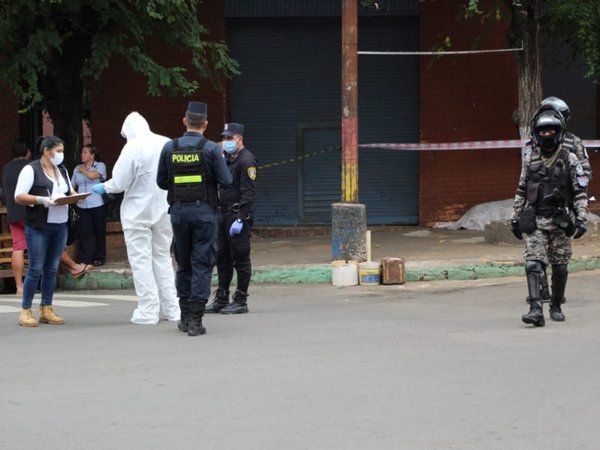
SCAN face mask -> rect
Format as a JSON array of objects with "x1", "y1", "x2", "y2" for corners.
[
  {"x1": 540, "y1": 136, "x2": 557, "y2": 155},
  {"x1": 51, "y1": 151, "x2": 64, "y2": 166},
  {"x1": 223, "y1": 140, "x2": 237, "y2": 154}
]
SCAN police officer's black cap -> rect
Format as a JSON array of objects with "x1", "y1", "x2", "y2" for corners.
[
  {"x1": 221, "y1": 122, "x2": 244, "y2": 137},
  {"x1": 186, "y1": 102, "x2": 207, "y2": 115}
]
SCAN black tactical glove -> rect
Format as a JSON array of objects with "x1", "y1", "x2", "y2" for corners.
[
  {"x1": 573, "y1": 219, "x2": 587, "y2": 239},
  {"x1": 511, "y1": 219, "x2": 522, "y2": 240}
]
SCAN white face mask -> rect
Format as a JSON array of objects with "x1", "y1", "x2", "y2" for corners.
[{"x1": 51, "y1": 151, "x2": 64, "y2": 166}]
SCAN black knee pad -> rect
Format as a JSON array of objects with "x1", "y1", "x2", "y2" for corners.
[{"x1": 525, "y1": 260, "x2": 543, "y2": 275}]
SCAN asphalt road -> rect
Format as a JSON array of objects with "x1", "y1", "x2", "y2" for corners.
[{"x1": 1, "y1": 272, "x2": 599, "y2": 450}]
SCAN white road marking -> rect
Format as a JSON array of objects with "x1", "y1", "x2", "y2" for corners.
[
  {"x1": 0, "y1": 293, "x2": 138, "y2": 302},
  {"x1": 56, "y1": 293, "x2": 138, "y2": 302},
  {"x1": 0, "y1": 298, "x2": 107, "y2": 308},
  {"x1": 0, "y1": 292, "x2": 139, "y2": 314}
]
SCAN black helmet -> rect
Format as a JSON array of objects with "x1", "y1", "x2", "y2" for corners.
[
  {"x1": 532, "y1": 110, "x2": 566, "y2": 155},
  {"x1": 538, "y1": 96, "x2": 570, "y2": 122}
]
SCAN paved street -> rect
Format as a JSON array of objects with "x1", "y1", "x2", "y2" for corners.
[{"x1": 1, "y1": 272, "x2": 600, "y2": 450}]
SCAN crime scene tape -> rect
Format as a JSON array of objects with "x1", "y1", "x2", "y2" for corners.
[
  {"x1": 258, "y1": 139, "x2": 600, "y2": 170},
  {"x1": 259, "y1": 144, "x2": 340, "y2": 170},
  {"x1": 360, "y1": 139, "x2": 600, "y2": 151}
]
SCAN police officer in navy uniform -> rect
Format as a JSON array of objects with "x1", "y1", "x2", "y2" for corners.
[
  {"x1": 205, "y1": 123, "x2": 258, "y2": 314},
  {"x1": 157, "y1": 102, "x2": 232, "y2": 336}
]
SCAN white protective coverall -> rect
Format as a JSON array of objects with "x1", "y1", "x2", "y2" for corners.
[{"x1": 104, "y1": 112, "x2": 180, "y2": 324}]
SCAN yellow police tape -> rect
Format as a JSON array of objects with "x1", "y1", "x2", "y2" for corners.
[{"x1": 258, "y1": 145, "x2": 341, "y2": 170}]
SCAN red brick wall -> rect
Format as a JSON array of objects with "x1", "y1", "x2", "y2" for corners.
[
  {"x1": 0, "y1": 86, "x2": 20, "y2": 186},
  {"x1": 419, "y1": 0, "x2": 520, "y2": 225},
  {"x1": 88, "y1": 0, "x2": 227, "y2": 175}
]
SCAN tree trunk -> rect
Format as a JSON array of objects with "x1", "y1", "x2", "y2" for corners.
[
  {"x1": 38, "y1": 35, "x2": 90, "y2": 171},
  {"x1": 506, "y1": 0, "x2": 542, "y2": 140}
]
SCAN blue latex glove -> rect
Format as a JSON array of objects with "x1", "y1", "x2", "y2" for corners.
[
  {"x1": 229, "y1": 218, "x2": 243, "y2": 237},
  {"x1": 92, "y1": 183, "x2": 106, "y2": 195}
]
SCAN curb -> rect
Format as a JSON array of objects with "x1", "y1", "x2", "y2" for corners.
[{"x1": 57, "y1": 256, "x2": 600, "y2": 290}]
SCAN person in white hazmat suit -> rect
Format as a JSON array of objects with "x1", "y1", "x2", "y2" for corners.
[{"x1": 92, "y1": 112, "x2": 179, "y2": 325}]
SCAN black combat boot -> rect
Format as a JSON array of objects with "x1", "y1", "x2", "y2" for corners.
[
  {"x1": 522, "y1": 260, "x2": 545, "y2": 327},
  {"x1": 220, "y1": 290, "x2": 249, "y2": 314},
  {"x1": 205, "y1": 288, "x2": 230, "y2": 314},
  {"x1": 187, "y1": 301, "x2": 206, "y2": 336},
  {"x1": 522, "y1": 300, "x2": 545, "y2": 327},
  {"x1": 178, "y1": 298, "x2": 190, "y2": 333},
  {"x1": 549, "y1": 264, "x2": 567, "y2": 322}
]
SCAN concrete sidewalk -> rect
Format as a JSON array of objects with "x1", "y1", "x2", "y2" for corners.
[{"x1": 58, "y1": 221, "x2": 600, "y2": 290}]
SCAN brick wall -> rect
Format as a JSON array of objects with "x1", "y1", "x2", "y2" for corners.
[
  {"x1": 84, "y1": 0, "x2": 228, "y2": 176},
  {"x1": 0, "y1": 87, "x2": 20, "y2": 182},
  {"x1": 419, "y1": 0, "x2": 520, "y2": 225}
]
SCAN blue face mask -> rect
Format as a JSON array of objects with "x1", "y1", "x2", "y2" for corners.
[{"x1": 223, "y1": 140, "x2": 237, "y2": 154}]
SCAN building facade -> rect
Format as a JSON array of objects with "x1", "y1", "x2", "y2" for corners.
[{"x1": 1, "y1": 0, "x2": 598, "y2": 226}]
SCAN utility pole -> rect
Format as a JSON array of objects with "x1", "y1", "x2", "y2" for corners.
[
  {"x1": 341, "y1": 0, "x2": 359, "y2": 203},
  {"x1": 332, "y1": 0, "x2": 366, "y2": 262}
]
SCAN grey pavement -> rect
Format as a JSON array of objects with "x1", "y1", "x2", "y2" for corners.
[
  {"x1": 1, "y1": 274, "x2": 600, "y2": 449},
  {"x1": 58, "y1": 222, "x2": 600, "y2": 290}
]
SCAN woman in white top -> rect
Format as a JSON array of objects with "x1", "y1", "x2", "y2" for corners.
[
  {"x1": 14, "y1": 136, "x2": 75, "y2": 327},
  {"x1": 72, "y1": 144, "x2": 108, "y2": 267}
]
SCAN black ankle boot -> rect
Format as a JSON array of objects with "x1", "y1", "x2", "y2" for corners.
[
  {"x1": 205, "y1": 288, "x2": 230, "y2": 314},
  {"x1": 522, "y1": 300, "x2": 545, "y2": 327},
  {"x1": 187, "y1": 301, "x2": 206, "y2": 336},
  {"x1": 220, "y1": 290, "x2": 249, "y2": 314},
  {"x1": 549, "y1": 298, "x2": 566, "y2": 322},
  {"x1": 178, "y1": 299, "x2": 190, "y2": 333}
]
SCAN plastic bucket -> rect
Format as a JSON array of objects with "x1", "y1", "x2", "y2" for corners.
[
  {"x1": 358, "y1": 261, "x2": 381, "y2": 286},
  {"x1": 331, "y1": 260, "x2": 359, "y2": 287}
]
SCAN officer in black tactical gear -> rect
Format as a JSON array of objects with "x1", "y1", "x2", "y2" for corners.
[
  {"x1": 157, "y1": 102, "x2": 232, "y2": 336},
  {"x1": 535, "y1": 96, "x2": 592, "y2": 183},
  {"x1": 205, "y1": 123, "x2": 258, "y2": 315},
  {"x1": 525, "y1": 97, "x2": 593, "y2": 305},
  {"x1": 511, "y1": 109, "x2": 589, "y2": 327}
]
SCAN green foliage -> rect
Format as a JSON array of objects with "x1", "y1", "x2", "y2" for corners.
[
  {"x1": 543, "y1": 0, "x2": 600, "y2": 82},
  {"x1": 462, "y1": 0, "x2": 600, "y2": 82},
  {"x1": 0, "y1": 0, "x2": 240, "y2": 110}
]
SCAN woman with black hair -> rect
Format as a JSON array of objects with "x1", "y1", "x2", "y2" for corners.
[
  {"x1": 14, "y1": 136, "x2": 76, "y2": 327},
  {"x1": 72, "y1": 143, "x2": 108, "y2": 267}
]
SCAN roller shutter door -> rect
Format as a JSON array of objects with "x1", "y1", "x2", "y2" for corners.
[{"x1": 228, "y1": 16, "x2": 419, "y2": 225}]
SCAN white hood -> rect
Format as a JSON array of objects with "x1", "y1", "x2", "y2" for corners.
[
  {"x1": 105, "y1": 112, "x2": 171, "y2": 229},
  {"x1": 120, "y1": 112, "x2": 151, "y2": 141}
]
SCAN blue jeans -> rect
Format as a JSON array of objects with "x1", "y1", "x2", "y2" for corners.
[{"x1": 22, "y1": 223, "x2": 67, "y2": 309}]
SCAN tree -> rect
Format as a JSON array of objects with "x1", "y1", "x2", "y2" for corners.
[
  {"x1": 462, "y1": 0, "x2": 600, "y2": 139},
  {"x1": 0, "y1": 0, "x2": 239, "y2": 165}
]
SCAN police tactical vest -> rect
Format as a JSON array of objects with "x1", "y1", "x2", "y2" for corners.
[
  {"x1": 169, "y1": 137, "x2": 216, "y2": 205},
  {"x1": 526, "y1": 148, "x2": 573, "y2": 217},
  {"x1": 25, "y1": 160, "x2": 71, "y2": 229}
]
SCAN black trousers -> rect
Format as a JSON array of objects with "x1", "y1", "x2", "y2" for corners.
[
  {"x1": 171, "y1": 202, "x2": 218, "y2": 303},
  {"x1": 216, "y1": 211, "x2": 253, "y2": 293},
  {"x1": 76, "y1": 205, "x2": 107, "y2": 264}
]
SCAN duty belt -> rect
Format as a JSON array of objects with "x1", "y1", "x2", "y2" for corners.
[{"x1": 220, "y1": 203, "x2": 241, "y2": 213}]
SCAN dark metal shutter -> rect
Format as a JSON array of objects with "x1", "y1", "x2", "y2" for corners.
[{"x1": 228, "y1": 16, "x2": 419, "y2": 225}]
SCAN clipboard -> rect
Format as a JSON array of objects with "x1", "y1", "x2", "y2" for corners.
[{"x1": 53, "y1": 193, "x2": 91, "y2": 205}]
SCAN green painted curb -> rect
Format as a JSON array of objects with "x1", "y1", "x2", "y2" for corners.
[{"x1": 57, "y1": 256, "x2": 600, "y2": 290}]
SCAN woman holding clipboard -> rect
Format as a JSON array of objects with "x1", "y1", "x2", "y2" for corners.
[{"x1": 13, "y1": 136, "x2": 86, "y2": 327}]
